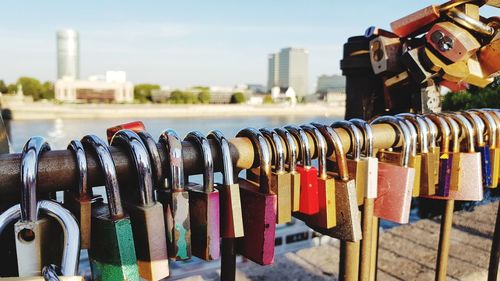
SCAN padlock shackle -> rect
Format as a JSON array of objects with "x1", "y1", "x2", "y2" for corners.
[
  {"x1": 81, "y1": 135, "x2": 125, "y2": 218},
  {"x1": 159, "y1": 129, "x2": 185, "y2": 192},
  {"x1": 236, "y1": 128, "x2": 272, "y2": 194},
  {"x1": 300, "y1": 125, "x2": 327, "y2": 179},
  {"x1": 442, "y1": 115, "x2": 461, "y2": 153},
  {"x1": 110, "y1": 130, "x2": 154, "y2": 206},
  {"x1": 397, "y1": 114, "x2": 430, "y2": 153},
  {"x1": 137, "y1": 131, "x2": 164, "y2": 189},
  {"x1": 460, "y1": 111, "x2": 486, "y2": 147},
  {"x1": 185, "y1": 131, "x2": 214, "y2": 193},
  {"x1": 427, "y1": 114, "x2": 450, "y2": 153},
  {"x1": 446, "y1": 114, "x2": 476, "y2": 153},
  {"x1": 438, "y1": 0, "x2": 475, "y2": 11},
  {"x1": 260, "y1": 128, "x2": 285, "y2": 173},
  {"x1": 484, "y1": 110, "x2": 500, "y2": 147},
  {"x1": 208, "y1": 130, "x2": 235, "y2": 186},
  {"x1": 446, "y1": 8, "x2": 495, "y2": 36},
  {"x1": 422, "y1": 115, "x2": 438, "y2": 149},
  {"x1": 396, "y1": 117, "x2": 418, "y2": 157},
  {"x1": 67, "y1": 140, "x2": 91, "y2": 199},
  {"x1": 331, "y1": 120, "x2": 362, "y2": 161},
  {"x1": 20, "y1": 136, "x2": 51, "y2": 223},
  {"x1": 284, "y1": 125, "x2": 312, "y2": 167},
  {"x1": 350, "y1": 118, "x2": 374, "y2": 158},
  {"x1": 274, "y1": 127, "x2": 297, "y2": 173},
  {"x1": 470, "y1": 109, "x2": 497, "y2": 147},
  {"x1": 311, "y1": 123, "x2": 349, "y2": 180},
  {"x1": 371, "y1": 116, "x2": 411, "y2": 167}
]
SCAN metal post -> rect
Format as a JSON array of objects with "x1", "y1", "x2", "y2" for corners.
[
  {"x1": 488, "y1": 202, "x2": 500, "y2": 281},
  {"x1": 220, "y1": 238, "x2": 236, "y2": 281},
  {"x1": 370, "y1": 218, "x2": 379, "y2": 281},
  {"x1": 435, "y1": 199, "x2": 454, "y2": 281},
  {"x1": 340, "y1": 241, "x2": 360, "y2": 281},
  {"x1": 360, "y1": 198, "x2": 375, "y2": 281}
]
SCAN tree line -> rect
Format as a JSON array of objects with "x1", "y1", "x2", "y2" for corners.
[
  {"x1": 0, "y1": 77, "x2": 54, "y2": 101},
  {"x1": 134, "y1": 84, "x2": 247, "y2": 104}
]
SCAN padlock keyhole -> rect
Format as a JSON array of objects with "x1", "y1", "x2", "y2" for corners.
[{"x1": 18, "y1": 228, "x2": 35, "y2": 242}]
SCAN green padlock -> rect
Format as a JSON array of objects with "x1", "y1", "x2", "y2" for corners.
[{"x1": 82, "y1": 135, "x2": 140, "y2": 281}]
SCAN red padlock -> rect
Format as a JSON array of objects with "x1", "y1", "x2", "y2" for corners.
[{"x1": 106, "y1": 121, "x2": 146, "y2": 143}]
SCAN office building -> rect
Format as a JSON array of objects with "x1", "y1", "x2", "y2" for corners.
[
  {"x1": 267, "y1": 47, "x2": 309, "y2": 97},
  {"x1": 317, "y1": 75, "x2": 346, "y2": 93},
  {"x1": 57, "y1": 29, "x2": 80, "y2": 79}
]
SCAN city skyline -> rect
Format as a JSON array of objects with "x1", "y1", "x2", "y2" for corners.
[{"x1": 0, "y1": 1, "x2": 497, "y2": 90}]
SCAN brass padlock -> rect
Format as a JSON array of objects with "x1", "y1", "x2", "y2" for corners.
[
  {"x1": 422, "y1": 115, "x2": 441, "y2": 186},
  {"x1": 157, "y1": 129, "x2": 192, "y2": 260},
  {"x1": 427, "y1": 114, "x2": 452, "y2": 196},
  {"x1": 275, "y1": 128, "x2": 301, "y2": 212},
  {"x1": 260, "y1": 128, "x2": 292, "y2": 224},
  {"x1": 301, "y1": 124, "x2": 336, "y2": 229},
  {"x1": 208, "y1": 130, "x2": 244, "y2": 238},
  {"x1": 369, "y1": 35, "x2": 401, "y2": 75},
  {"x1": 183, "y1": 131, "x2": 220, "y2": 261},
  {"x1": 371, "y1": 116, "x2": 415, "y2": 224},
  {"x1": 478, "y1": 37, "x2": 500, "y2": 78},
  {"x1": 471, "y1": 109, "x2": 499, "y2": 187},
  {"x1": 110, "y1": 130, "x2": 170, "y2": 280}
]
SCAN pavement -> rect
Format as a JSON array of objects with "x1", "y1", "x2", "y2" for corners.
[{"x1": 178, "y1": 201, "x2": 498, "y2": 281}]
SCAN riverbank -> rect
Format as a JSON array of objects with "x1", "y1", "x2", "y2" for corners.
[{"x1": 2, "y1": 103, "x2": 345, "y2": 120}]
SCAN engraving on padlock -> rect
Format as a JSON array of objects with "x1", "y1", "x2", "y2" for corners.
[
  {"x1": 275, "y1": 127, "x2": 301, "y2": 212},
  {"x1": 82, "y1": 135, "x2": 140, "y2": 281},
  {"x1": 425, "y1": 21, "x2": 480, "y2": 63},
  {"x1": 331, "y1": 120, "x2": 367, "y2": 206},
  {"x1": 371, "y1": 116, "x2": 415, "y2": 224},
  {"x1": 301, "y1": 124, "x2": 336, "y2": 229},
  {"x1": 208, "y1": 130, "x2": 244, "y2": 238},
  {"x1": 427, "y1": 114, "x2": 452, "y2": 196},
  {"x1": 260, "y1": 128, "x2": 292, "y2": 224},
  {"x1": 157, "y1": 129, "x2": 191, "y2": 260},
  {"x1": 472, "y1": 109, "x2": 499, "y2": 187},
  {"x1": 285, "y1": 125, "x2": 319, "y2": 215},
  {"x1": 236, "y1": 128, "x2": 277, "y2": 265},
  {"x1": 14, "y1": 136, "x2": 54, "y2": 277},
  {"x1": 110, "y1": 130, "x2": 170, "y2": 280},
  {"x1": 183, "y1": 131, "x2": 220, "y2": 261},
  {"x1": 63, "y1": 140, "x2": 96, "y2": 250},
  {"x1": 0, "y1": 200, "x2": 81, "y2": 278},
  {"x1": 309, "y1": 124, "x2": 361, "y2": 242},
  {"x1": 369, "y1": 36, "x2": 401, "y2": 75},
  {"x1": 419, "y1": 80, "x2": 442, "y2": 114}
]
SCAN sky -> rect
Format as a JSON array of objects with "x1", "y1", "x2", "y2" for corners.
[{"x1": 0, "y1": 1, "x2": 497, "y2": 90}]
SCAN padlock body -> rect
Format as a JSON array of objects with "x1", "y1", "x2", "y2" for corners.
[
  {"x1": 14, "y1": 218, "x2": 62, "y2": 277},
  {"x1": 216, "y1": 183, "x2": 244, "y2": 238},
  {"x1": 437, "y1": 153, "x2": 452, "y2": 196},
  {"x1": 390, "y1": 5, "x2": 439, "y2": 37},
  {"x1": 374, "y1": 162, "x2": 415, "y2": 224},
  {"x1": 271, "y1": 172, "x2": 292, "y2": 224},
  {"x1": 430, "y1": 147, "x2": 440, "y2": 185},
  {"x1": 157, "y1": 189, "x2": 192, "y2": 260},
  {"x1": 425, "y1": 22, "x2": 480, "y2": 63},
  {"x1": 237, "y1": 179, "x2": 277, "y2": 265},
  {"x1": 477, "y1": 145, "x2": 492, "y2": 187},
  {"x1": 290, "y1": 171, "x2": 301, "y2": 212},
  {"x1": 64, "y1": 192, "x2": 92, "y2": 249},
  {"x1": 295, "y1": 165, "x2": 319, "y2": 215},
  {"x1": 309, "y1": 177, "x2": 336, "y2": 229},
  {"x1": 490, "y1": 147, "x2": 500, "y2": 188},
  {"x1": 126, "y1": 202, "x2": 170, "y2": 280},
  {"x1": 478, "y1": 38, "x2": 500, "y2": 77},
  {"x1": 308, "y1": 178, "x2": 361, "y2": 242},
  {"x1": 89, "y1": 204, "x2": 140, "y2": 281},
  {"x1": 378, "y1": 151, "x2": 421, "y2": 197},
  {"x1": 187, "y1": 185, "x2": 220, "y2": 260},
  {"x1": 421, "y1": 153, "x2": 436, "y2": 196},
  {"x1": 346, "y1": 159, "x2": 362, "y2": 206}
]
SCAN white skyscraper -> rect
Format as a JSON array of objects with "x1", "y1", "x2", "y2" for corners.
[
  {"x1": 57, "y1": 29, "x2": 80, "y2": 79},
  {"x1": 267, "y1": 47, "x2": 309, "y2": 97}
]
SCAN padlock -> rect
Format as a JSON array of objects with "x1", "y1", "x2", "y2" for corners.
[
  {"x1": 183, "y1": 131, "x2": 220, "y2": 261},
  {"x1": 425, "y1": 21, "x2": 480, "y2": 64},
  {"x1": 63, "y1": 140, "x2": 94, "y2": 250},
  {"x1": 446, "y1": 8, "x2": 496, "y2": 37},
  {"x1": 461, "y1": 112, "x2": 492, "y2": 187},
  {"x1": 14, "y1": 136, "x2": 56, "y2": 277},
  {"x1": 423, "y1": 114, "x2": 483, "y2": 201},
  {"x1": 81, "y1": 135, "x2": 140, "y2": 281},
  {"x1": 422, "y1": 115, "x2": 441, "y2": 185},
  {"x1": 157, "y1": 129, "x2": 192, "y2": 260},
  {"x1": 285, "y1": 125, "x2": 319, "y2": 215},
  {"x1": 401, "y1": 47, "x2": 437, "y2": 84},
  {"x1": 309, "y1": 123, "x2": 361, "y2": 242},
  {"x1": 390, "y1": 0, "x2": 471, "y2": 37},
  {"x1": 331, "y1": 120, "x2": 369, "y2": 206},
  {"x1": 300, "y1": 124, "x2": 336, "y2": 229},
  {"x1": 478, "y1": 38, "x2": 500, "y2": 78},
  {"x1": 274, "y1": 127, "x2": 301, "y2": 212},
  {"x1": 236, "y1": 128, "x2": 277, "y2": 265},
  {"x1": 106, "y1": 121, "x2": 145, "y2": 143},
  {"x1": 418, "y1": 80, "x2": 442, "y2": 114},
  {"x1": 207, "y1": 130, "x2": 244, "y2": 238},
  {"x1": 137, "y1": 130, "x2": 164, "y2": 190},
  {"x1": 0, "y1": 200, "x2": 81, "y2": 278},
  {"x1": 259, "y1": 128, "x2": 292, "y2": 224},
  {"x1": 371, "y1": 116, "x2": 415, "y2": 224},
  {"x1": 398, "y1": 114, "x2": 436, "y2": 195},
  {"x1": 110, "y1": 130, "x2": 170, "y2": 280},
  {"x1": 485, "y1": 110, "x2": 500, "y2": 185},
  {"x1": 426, "y1": 114, "x2": 452, "y2": 196},
  {"x1": 471, "y1": 109, "x2": 499, "y2": 187},
  {"x1": 369, "y1": 36, "x2": 401, "y2": 75}
]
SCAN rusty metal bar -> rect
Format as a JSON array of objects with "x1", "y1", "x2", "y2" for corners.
[{"x1": 0, "y1": 124, "x2": 399, "y2": 195}]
